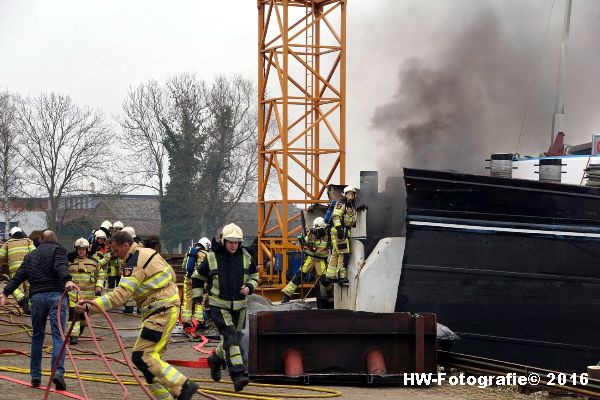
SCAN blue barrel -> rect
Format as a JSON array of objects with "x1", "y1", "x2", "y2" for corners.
[
  {"x1": 288, "y1": 252, "x2": 302, "y2": 276},
  {"x1": 273, "y1": 254, "x2": 283, "y2": 272}
]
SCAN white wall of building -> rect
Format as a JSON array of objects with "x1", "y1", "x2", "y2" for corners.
[{"x1": 12, "y1": 211, "x2": 47, "y2": 235}]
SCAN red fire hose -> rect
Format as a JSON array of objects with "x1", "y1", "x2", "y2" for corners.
[{"x1": 49, "y1": 288, "x2": 155, "y2": 400}]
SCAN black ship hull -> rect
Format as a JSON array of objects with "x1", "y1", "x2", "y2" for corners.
[{"x1": 396, "y1": 168, "x2": 600, "y2": 372}]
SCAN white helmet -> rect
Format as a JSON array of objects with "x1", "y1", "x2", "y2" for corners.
[
  {"x1": 9, "y1": 227, "x2": 22, "y2": 236},
  {"x1": 313, "y1": 217, "x2": 326, "y2": 229},
  {"x1": 100, "y1": 220, "x2": 112, "y2": 230},
  {"x1": 94, "y1": 230, "x2": 107, "y2": 240},
  {"x1": 221, "y1": 223, "x2": 243, "y2": 243},
  {"x1": 197, "y1": 237, "x2": 211, "y2": 250},
  {"x1": 342, "y1": 185, "x2": 357, "y2": 195},
  {"x1": 112, "y1": 221, "x2": 124, "y2": 230},
  {"x1": 122, "y1": 226, "x2": 136, "y2": 238},
  {"x1": 74, "y1": 237, "x2": 90, "y2": 249}
]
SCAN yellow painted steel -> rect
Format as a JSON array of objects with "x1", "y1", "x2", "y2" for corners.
[{"x1": 257, "y1": 0, "x2": 347, "y2": 291}]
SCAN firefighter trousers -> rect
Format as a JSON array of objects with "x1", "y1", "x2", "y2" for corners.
[
  {"x1": 210, "y1": 306, "x2": 247, "y2": 377},
  {"x1": 281, "y1": 256, "x2": 330, "y2": 297},
  {"x1": 8, "y1": 269, "x2": 26, "y2": 303},
  {"x1": 131, "y1": 306, "x2": 187, "y2": 399},
  {"x1": 68, "y1": 307, "x2": 86, "y2": 337},
  {"x1": 326, "y1": 228, "x2": 350, "y2": 280}
]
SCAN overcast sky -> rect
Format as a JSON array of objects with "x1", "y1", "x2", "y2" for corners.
[{"x1": 1, "y1": 0, "x2": 599, "y2": 187}]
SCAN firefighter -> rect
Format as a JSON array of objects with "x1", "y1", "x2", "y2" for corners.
[
  {"x1": 98, "y1": 220, "x2": 112, "y2": 238},
  {"x1": 123, "y1": 226, "x2": 142, "y2": 244},
  {"x1": 326, "y1": 185, "x2": 357, "y2": 285},
  {"x1": 0, "y1": 227, "x2": 35, "y2": 314},
  {"x1": 281, "y1": 217, "x2": 331, "y2": 303},
  {"x1": 75, "y1": 231, "x2": 198, "y2": 400},
  {"x1": 118, "y1": 227, "x2": 138, "y2": 312},
  {"x1": 90, "y1": 230, "x2": 111, "y2": 272},
  {"x1": 67, "y1": 238, "x2": 104, "y2": 345},
  {"x1": 182, "y1": 237, "x2": 210, "y2": 334},
  {"x1": 192, "y1": 223, "x2": 258, "y2": 392},
  {"x1": 112, "y1": 221, "x2": 124, "y2": 235}
]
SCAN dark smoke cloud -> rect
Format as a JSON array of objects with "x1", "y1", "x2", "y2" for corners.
[{"x1": 371, "y1": 1, "x2": 600, "y2": 176}]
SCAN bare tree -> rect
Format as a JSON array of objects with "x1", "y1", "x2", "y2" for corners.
[
  {"x1": 199, "y1": 75, "x2": 258, "y2": 235},
  {"x1": 119, "y1": 81, "x2": 168, "y2": 198},
  {"x1": 0, "y1": 91, "x2": 27, "y2": 237},
  {"x1": 14, "y1": 93, "x2": 110, "y2": 231}
]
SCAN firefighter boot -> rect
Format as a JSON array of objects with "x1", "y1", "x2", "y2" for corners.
[
  {"x1": 69, "y1": 335, "x2": 78, "y2": 345},
  {"x1": 281, "y1": 294, "x2": 291, "y2": 303},
  {"x1": 123, "y1": 306, "x2": 134, "y2": 313},
  {"x1": 177, "y1": 379, "x2": 199, "y2": 400},
  {"x1": 18, "y1": 296, "x2": 30, "y2": 315},
  {"x1": 232, "y1": 374, "x2": 250, "y2": 392},
  {"x1": 207, "y1": 354, "x2": 223, "y2": 382}
]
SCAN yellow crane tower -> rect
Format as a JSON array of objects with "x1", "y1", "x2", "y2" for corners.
[{"x1": 257, "y1": 0, "x2": 346, "y2": 298}]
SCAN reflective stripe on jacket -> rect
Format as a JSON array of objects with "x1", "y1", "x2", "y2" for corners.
[{"x1": 94, "y1": 243, "x2": 179, "y2": 319}]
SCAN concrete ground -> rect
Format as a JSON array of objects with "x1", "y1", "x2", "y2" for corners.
[{"x1": 0, "y1": 296, "x2": 563, "y2": 400}]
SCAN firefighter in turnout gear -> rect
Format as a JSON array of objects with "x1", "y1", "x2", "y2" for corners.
[
  {"x1": 0, "y1": 227, "x2": 35, "y2": 314},
  {"x1": 326, "y1": 186, "x2": 357, "y2": 285},
  {"x1": 112, "y1": 221, "x2": 124, "y2": 235},
  {"x1": 192, "y1": 223, "x2": 258, "y2": 392},
  {"x1": 182, "y1": 237, "x2": 210, "y2": 335},
  {"x1": 119, "y1": 226, "x2": 137, "y2": 312},
  {"x1": 98, "y1": 220, "x2": 112, "y2": 238},
  {"x1": 90, "y1": 229, "x2": 111, "y2": 270},
  {"x1": 123, "y1": 226, "x2": 142, "y2": 244},
  {"x1": 67, "y1": 238, "x2": 104, "y2": 345},
  {"x1": 281, "y1": 217, "x2": 331, "y2": 303},
  {"x1": 75, "y1": 231, "x2": 199, "y2": 400}
]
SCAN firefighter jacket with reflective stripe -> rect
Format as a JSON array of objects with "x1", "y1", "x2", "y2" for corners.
[
  {"x1": 91, "y1": 243, "x2": 110, "y2": 269},
  {"x1": 107, "y1": 255, "x2": 121, "y2": 278},
  {"x1": 298, "y1": 231, "x2": 329, "y2": 258},
  {"x1": 332, "y1": 198, "x2": 357, "y2": 231},
  {"x1": 0, "y1": 238, "x2": 35, "y2": 273},
  {"x1": 68, "y1": 256, "x2": 104, "y2": 302},
  {"x1": 93, "y1": 243, "x2": 180, "y2": 320},
  {"x1": 191, "y1": 243, "x2": 258, "y2": 311}
]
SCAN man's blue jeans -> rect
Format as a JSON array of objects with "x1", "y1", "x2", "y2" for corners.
[{"x1": 30, "y1": 292, "x2": 67, "y2": 380}]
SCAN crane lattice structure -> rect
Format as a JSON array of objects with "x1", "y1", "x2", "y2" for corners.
[{"x1": 257, "y1": 0, "x2": 346, "y2": 292}]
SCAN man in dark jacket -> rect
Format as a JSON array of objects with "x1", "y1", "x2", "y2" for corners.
[
  {"x1": 191, "y1": 223, "x2": 258, "y2": 392},
  {"x1": 0, "y1": 230, "x2": 77, "y2": 390}
]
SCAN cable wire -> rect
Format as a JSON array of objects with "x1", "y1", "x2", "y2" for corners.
[{"x1": 515, "y1": 0, "x2": 556, "y2": 154}]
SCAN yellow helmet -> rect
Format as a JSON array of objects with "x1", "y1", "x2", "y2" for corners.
[
  {"x1": 100, "y1": 220, "x2": 112, "y2": 231},
  {"x1": 221, "y1": 223, "x2": 243, "y2": 243},
  {"x1": 74, "y1": 237, "x2": 89, "y2": 249}
]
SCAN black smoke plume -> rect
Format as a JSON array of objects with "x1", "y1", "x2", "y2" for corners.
[{"x1": 371, "y1": 2, "x2": 600, "y2": 176}]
